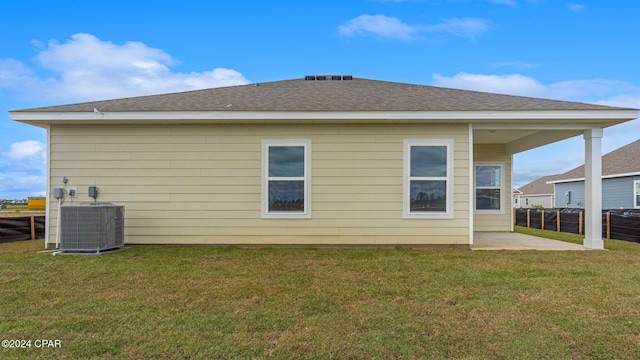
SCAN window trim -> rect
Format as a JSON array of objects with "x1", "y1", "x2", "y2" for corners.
[
  {"x1": 634, "y1": 180, "x2": 640, "y2": 209},
  {"x1": 261, "y1": 139, "x2": 311, "y2": 219},
  {"x1": 403, "y1": 139, "x2": 454, "y2": 219},
  {"x1": 474, "y1": 162, "x2": 505, "y2": 214}
]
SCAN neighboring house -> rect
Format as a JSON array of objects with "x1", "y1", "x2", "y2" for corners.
[
  {"x1": 9, "y1": 76, "x2": 638, "y2": 249},
  {"x1": 512, "y1": 188, "x2": 523, "y2": 209},
  {"x1": 549, "y1": 139, "x2": 640, "y2": 209},
  {"x1": 515, "y1": 175, "x2": 560, "y2": 208}
]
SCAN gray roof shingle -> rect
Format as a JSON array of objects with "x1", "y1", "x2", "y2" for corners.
[
  {"x1": 518, "y1": 174, "x2": 562, "y2": 195},
  {"x1": 553, "y1": 138, "x2": 640, "y2": 181},
  {"x1": 13, "y1": 77, "x2": 633, "y2": 113}
]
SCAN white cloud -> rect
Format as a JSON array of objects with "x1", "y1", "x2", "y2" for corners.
[
  {"x1": 568, "y1": 3, "x2": 586, "y2": 12},
  {"x1": 487, "y1": 0, "x2": 517, "y2": 5},
  {"x1": 432, "y1": 72, "x2": 546, "y2": 96},
  {"x1": 512, "y1": 137, "x2": 585, "y2": 186},
  {"x1": 0, "y1": 58, "x2": 34, "y2": 82},
  {"x1": 423, "y1": 18, "x2": 491, "y2": 39},
  {"x1": 2, "y1": 141, "x2": 46, "y2": 162},
  {"x1": 0, "y1": 33, "x2": 249, "y2": 102},
  {"x1": 545, "y1": 79, "x2": 637, "y2": 100},
  {"x1": 338, "y1": 15, "x2": 417, "y2": 40},
  {"x1": 603, "y1": 118, "x2": 640, "y2": 152},
  {"x1": 431, "y1": 72, "x2": 640, "y2": 105},
  {"x1": 491, "y1": 61, "x2": 541, "y2": 70},
  {"x1": 338, "y1": 15, "x2": 491, "y2": 41},
  {"x1": 0, "y1": 172, "x2": 46, "y2": 199},
  {"x1": 486, "y1": 0, "x2": 548, "y2": 7},
  {"x1": 596, "y1": 95, "x2": 640, "y2": 109},
  {"x1": 0, "y1": 141, "x2": 47, "y2": 198}
]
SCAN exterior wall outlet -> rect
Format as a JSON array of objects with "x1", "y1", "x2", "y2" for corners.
[{"x1": 68, "y1": 187, "x2": 77, "y2": 197}]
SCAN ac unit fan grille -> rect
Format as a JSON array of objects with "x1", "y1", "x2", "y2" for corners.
[{"x1": 60, "y1": 204, "x2": 124, "y2": 252}]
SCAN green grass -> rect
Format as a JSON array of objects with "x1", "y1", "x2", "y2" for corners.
[
  {"x1": 2, "y1": 239, "x2": 640, "y2": 359},
  {"x1": 514, "y1": 225, "x2": 585, "y2": 244}
]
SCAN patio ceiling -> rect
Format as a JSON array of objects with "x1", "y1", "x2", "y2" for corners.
[{"x1": 474, "y1": 128, "x2": 585, "y2": 154}]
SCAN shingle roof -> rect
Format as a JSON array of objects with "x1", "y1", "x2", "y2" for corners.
[
  {"x1": 518, "y1": 174, "x2": 561, "y2": 195},
  {"x1": 553, "y1": 138, "x2": 640, "y2": 181},
  {"x1": 13, "y1": 77, "x2": 632, "y2": 113}
]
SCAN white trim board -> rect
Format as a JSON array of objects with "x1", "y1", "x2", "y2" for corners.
[{"x1": 548, "y1": 171, "x2": 640, "y2": 184}]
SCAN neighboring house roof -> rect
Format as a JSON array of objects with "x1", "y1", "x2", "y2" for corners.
[
  {"x1": 12, "y1": 77, "x2": 631, "y2": 113},
  {"x1": 517, "y1": 174, "x2": 561, "y2": 195},
  {"x1": 550, "y1": 138, "x2": 640, "y2": 183}
]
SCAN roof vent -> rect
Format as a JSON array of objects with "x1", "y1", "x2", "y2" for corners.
[{"x1": 304, "y1": 75, "x2": 353, "y2": 81}]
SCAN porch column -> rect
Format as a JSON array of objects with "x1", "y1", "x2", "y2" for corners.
[{"x1": 584, "y1": 128, "x2": 603, "y2": 249}]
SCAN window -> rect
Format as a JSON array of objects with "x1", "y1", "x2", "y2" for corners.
[
  {"x1": 634, "y1": 180, "x2": 640, "y2": 209},
  {"x1": 403, "y1": 139, "x2": 454, "y2": 219},
  {"x1": 262, "y1": 140, "x2": 311, "y2": 218},
  {"x1": 475, "y1": 163, "x2": 504, "y2": 213}
]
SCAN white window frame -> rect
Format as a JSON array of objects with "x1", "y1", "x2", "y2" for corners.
[
  {"x1": 474, "y1": 162, "x2": 505, "y2": 214},
  {"x1": 261, "y1": 139, "x2": 311, "y2": 219},
  {"x1": 634, "y1": 180, "x2": 640, "y2": 209},
  {"x1": 403, "y1": 139, "x2": 454, "y2": 219}
]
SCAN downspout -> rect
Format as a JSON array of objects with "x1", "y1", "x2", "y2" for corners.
[
  {"x1": 45, "y1": 125, "x2": 52, "y2": 249},
  {"x1": 55, "y1": 197, "x2": 61, "y2": 249}
]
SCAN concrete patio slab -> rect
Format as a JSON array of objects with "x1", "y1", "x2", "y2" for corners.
[{"x1": 472, "y1": 232, "x2": 587, "y2": 251}]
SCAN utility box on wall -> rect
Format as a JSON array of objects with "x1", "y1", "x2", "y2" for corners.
[{"x1": 60, "y1": 203, "x2": 124, "y2": 253}]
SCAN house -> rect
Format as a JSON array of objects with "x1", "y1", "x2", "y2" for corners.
[
  {"x1": 515, "y1": 174, "x2": 560, "y2": 208},
  {"x1": 549, "y1": 138, "x2": 640, "y2": 209},
  {"x1": 512, "y1": 188, "x2": 523, "y2": 208},
  {"x1": 9, "y1": 76, "x2": 639, "y2": 249}
]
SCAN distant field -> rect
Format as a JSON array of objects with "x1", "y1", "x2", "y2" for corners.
[
  {"x1": 0, "y1": 212, "x2": 46, "y2": 218},
  {"x1": 0, "y1": 206, "x2": 45, "y2": 218}
]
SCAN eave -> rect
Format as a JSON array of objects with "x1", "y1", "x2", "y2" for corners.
[
  {"x1": 548, "y1": 171, "x2": 640, "y2": 184},
  {"x1": 9, "y1": 109, "x2": 639, "y2": 128}
]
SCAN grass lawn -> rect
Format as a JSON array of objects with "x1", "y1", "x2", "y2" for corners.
[
  {"x1": 2, "y1": 236, "x2": 640, "y2": 359},
  {"x1": 514, "y1": 225, "x2": 585, "y2": 245}
]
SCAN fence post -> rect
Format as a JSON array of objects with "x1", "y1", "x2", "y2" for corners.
[
  {"x1": 579, "y1": 211, "x2": 583, "y2": 235},
  {"x1": 527, "y1": 209, "x2": 531, "y2": 228},
  {"x1": 30, "y1": 215, "x2": 35, "y2": 240},
  {"x1": 606, "y1": 211, "x2": 611, "y2": 239},
  {"x1": 541, "y1": 210, "x2": 545, "y2": 230},
  {"x1": 557, "y1": 210, "x2": 561, "y2": 232}
]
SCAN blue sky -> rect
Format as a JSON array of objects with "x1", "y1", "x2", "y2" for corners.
[{"x1": 1, "y1": 0, "x2": 639, "y2": 199}]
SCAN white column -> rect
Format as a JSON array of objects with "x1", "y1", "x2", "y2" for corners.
[
  {"x1": 468, "y1": 124, "x2": 474, "y2": 245},
  {"x1": 584, "y1": 128, "x2": 603, "y2": 249}
]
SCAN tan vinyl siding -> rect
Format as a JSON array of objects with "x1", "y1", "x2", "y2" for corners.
[
  {"x1": 473, "y1": 144, "x2": 512, "y2": 232},
  {"x1": 47, "y1": 123, "x2": 470, "y2": 246}
]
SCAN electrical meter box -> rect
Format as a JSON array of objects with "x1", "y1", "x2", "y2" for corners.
[{"x1": 53, "y1": 188, "x2": 64, "y2": 199}]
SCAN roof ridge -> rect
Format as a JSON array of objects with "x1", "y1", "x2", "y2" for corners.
[{"x1": 11, "y1": 77, "x2": 638, "y2": 113}]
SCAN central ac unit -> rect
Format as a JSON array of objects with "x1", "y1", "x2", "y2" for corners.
[{"x1": 60, "y1": 203, "x2": 125, "y2": 253}]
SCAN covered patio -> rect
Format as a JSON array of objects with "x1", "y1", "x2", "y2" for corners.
[
  {"x1": 472, "y1": 232, "x2": 586, "y2": 250},
  {"x1": 473, "y1": 121, "x2": 637, "y2": 249}
]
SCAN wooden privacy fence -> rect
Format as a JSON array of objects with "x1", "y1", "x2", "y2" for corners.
[
  {"x1": 515, "y1": 208, "x2": 640, "y2": 243},
  {"x1": 0, "y1": 216, "x2": 46, "y2": 243}
]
